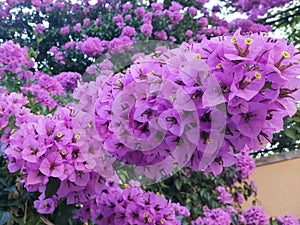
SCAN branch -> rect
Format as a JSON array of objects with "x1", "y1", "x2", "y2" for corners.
[
  {"x1": 257, "y1": 4, "x2": 300, "y2": 23},
  {"x1": 40, "y1": 216, "x2": 55, "y2": 225},
  {"x1": 261, "y1": 8, "x2": 300, "y2": 25}
]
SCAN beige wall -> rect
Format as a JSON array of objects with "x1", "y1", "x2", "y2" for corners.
[{"x1": 243, "y1": 157, "x2": 300, "y2": 218}]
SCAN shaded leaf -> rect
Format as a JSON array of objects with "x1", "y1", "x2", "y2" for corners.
[{"x1": 45, "y1": 178, "x2": 61, "y2": 198}]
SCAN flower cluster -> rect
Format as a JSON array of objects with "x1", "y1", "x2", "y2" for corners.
[
  {"x1": 240, "y1": 206, "x2": 269, "y2": 225},
  {"x1": 3, "y1": 107, "x2": 115, "y2": 214},
  {"x1": 192, "y1": 205, "x2": 270, "y2": 225},
  {"x1": 73, "y1": 82, "x2": 189, "y2": 225},
  {"x1": 232, "y1": 0, "x2": 292, "y2": 19},
  {"x1": 216, "y1": 186, "x2": 233, "y2": 205},
  {"x1": 55, "y1": 72, "x2": 82, "y2": 92},
  {"x1": 94, "y1": 46, "x2": 212, "y2": 179},
  {"x1": 0, "y1": 40, "x2": 34, "y2": 79},
  {"x1": 230, "y1": 19, "x2": 272, "y2": 33},
  {"x1": 77, "y1": 181, "x2": 189, "y2": 225},
  {"x1": 93, "y1": 31, "x2": 300, "y2": 180},
  {"x1": 235, "y1": 145, "x2": 256, "y2": 180},
  {"x1": 1, "y1": 0, "x2": 280, "y2": 71},
  {"x1": 192, "y1": 206, "x2": 232, "y2": 225},
  {"x1": 1, "y1": 1, "x2": 300, "y2": 224},
  {"x1": 76, "y1": 37, "x2": 105, "y2": 57},
  {"x1": 21, "y1": 72, "x2": 66, "y2": 109},
  {"x1": 2, "y1": 94, "x2": 190, "y2": 221},
  {"x1": 193, "y1": 203, "x2": 300, "y2": 225},
  {"x1": 277, "y1": 214, "x2": 300, "y2": 225},
  {"x1": 189, "y1": 30, "x2": 300, "y2": 174},
  {"x1": 49, "y1": 46, "x2": 65, "y2": 64},
  {"x1": 0, "y1": 92, "x2": 30, "y2": 143}
]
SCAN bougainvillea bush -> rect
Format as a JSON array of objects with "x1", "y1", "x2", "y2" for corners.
[{"x1": 1, "y1": 0, "x2": 300, "y2": 225}]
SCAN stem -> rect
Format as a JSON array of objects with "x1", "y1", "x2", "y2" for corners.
[{"x1": 40, "y1": 216, "x2": 55, "y2": 225}]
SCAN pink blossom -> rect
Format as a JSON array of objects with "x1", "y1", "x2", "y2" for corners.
[
  {"x1": 83, "y1": 18, "x2": 90, "y2": 26},
  {"x1": 86, "y1": 64, "x2": 97, "y2": 74},
  {"x1": 60, "y1": 25, "x2": 70, "y2": 35},
  {"x1": 121, "y1": 26, "x2": 136, "y2": 37},
  {"x1": 151, "y1": 3, "x2": 163, "y2": 11},
  {"x1": 140, "y1": 23, "x2": 153, "y2": 36},
  {"x1": 134, "y1": 7, "x2": 146, "y2": 17},
  {"x1": 243, "y1": 206, "x2": 269, "y2": 225},
  {"x1": 73, "y1": 23, "x2": 82, "y2": 32},
  {"x1": 94, "y1": 18, "x2": 101, "y2": 26},
  {"x1": 122, "y1": 3, "x2": 132, "y2": 11},
  {"x1": 198, "y1": 17, "x2": 208, "y2": 27},
  {"x1": 154, "y1": 30, "x2": 168, "y2": 40},
  {"x1": 76, "y1": 37, "x2": 104, "y2": 56},
  {"x1": 34, "y1": 197, "x2": 56, "y2": 214},
  {"x1": 169, "y1": 36, "x2": 177, "y2": 43},
  {"x1": 36, "y1": 24, "x2": 45, "y2": 33},
  {"x1": 189, "y1": 6, "x2": 198, "y2": 16},
  {"x1": 143, "y1": 12, "x2": 153, "y2": 24},
  {"x1": 125, "y1": 14, "x2": 132, "y2": 20},
  {"x1": 31, "y1": 0, "x2": 42, "y2": 8},
  {"x1": 185, "y1": 29, "x2": 193, "y2": 37}
]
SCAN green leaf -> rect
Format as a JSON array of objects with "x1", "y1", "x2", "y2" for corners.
[
  {"x1": 0, "y1": 211, "x2": 10, "y2": 225},
  {"x1": 174, "y1": 179, "x2": 182, "y2": 191},
  {"x1": 54, "y1": 200, "x2": 77, "y2": 225},
  {"x1": 45, "y1": 177, "x2": 61, "y2": 198},
  {"x1": 285, "y1": 129, "x2": 297, "y2": 140}
]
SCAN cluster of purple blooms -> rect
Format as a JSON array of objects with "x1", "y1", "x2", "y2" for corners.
[
  {"x1": 94, "y1": 30, "x2": 300, "y2": 180},
  {"x1": 192, "y1": 205, "x2": 269, "y2": 225},
  {"x1": 232, "y1": 0, "x2": 292, "y2": 19},
  {"x1": 21, "y1": 71, "x2": 82, "y2": 109},
  {"x1": 76, "y1": 37, "x2": 105, "y2": 57},
  {"x1": 3, "y1": 103, "x2": 189, "y2": 224},
  {"x1": 216, "y1": 186, "x2": 234, "y2": 205},
  {"x1": 1, "y1": 1, "x2": 300, "y2": 224},
  {"x1": 0, "y1": 92, "x2": 32, "y2": 144},
  {"x1": 55, "y1": 71, "x2": 82, "y2": 92},
  {"x1": 0, "y1": 40, "x2": 34, "y2": 79},
  {"x1": 192, "y1": 206, "x2": 233, "y2": 225},
  {"x1": 193, "y1": 205, "x2": 300, "y2": 225},
  {"x1": 49, "y1": 46, "x2": 66, "y2": 64},
  {"x1": 192, "y1": 183, "x2": 300, "y2": 225},
  {"x1": 1, "y1": 76, "x2": 188, "y2": 224},
  {"x1": 193, "y1": 30, "x2": 300, "y2": 172},
  {"x1": 3, "y1": 107, "x2": 107, "y2": 207},
  {"x1": 239, "y1": 206, "x2": 269, "y2": 225},
  {"x1": 94, "y1": 43, "x2": 209, "y2": 179},
  {"x1": 235, "y1": 145, "x2": 256, "y2": 180},
  {"x1": 0, "y1": 41, "x2": 82, "y2": 109},
  {"x1": 277, "y1": 214, "x2": 300, "y2": 225},
  {"x1": 0, "y1": 0, "x2": 285, "y2": 65},
  {"x1": 77, "y1": 181, "x2": 189, "y2": 225}
]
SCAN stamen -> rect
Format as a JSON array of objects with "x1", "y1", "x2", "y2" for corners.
[
  {"x1": 61, "y1": 149, "x2": 67, "y2": 155},
  {"x1": 231, "y1": 37, "x2": 237, "y2": 43},
  {"x1": 216, "y1": 63, "x2": 222, "y2": 69},
  {"x1": 206, "y1": 138, "x2": 213, "y2": 144},
  {"x1": 244, "y1": 38, "x2": 254, "y2": 45},
  {"x1": 255, "y1": 72, "x2": 262, "y2": 79},
  {"x1": 281, "y1": 51, "x2": 290, "y2": 58}
]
